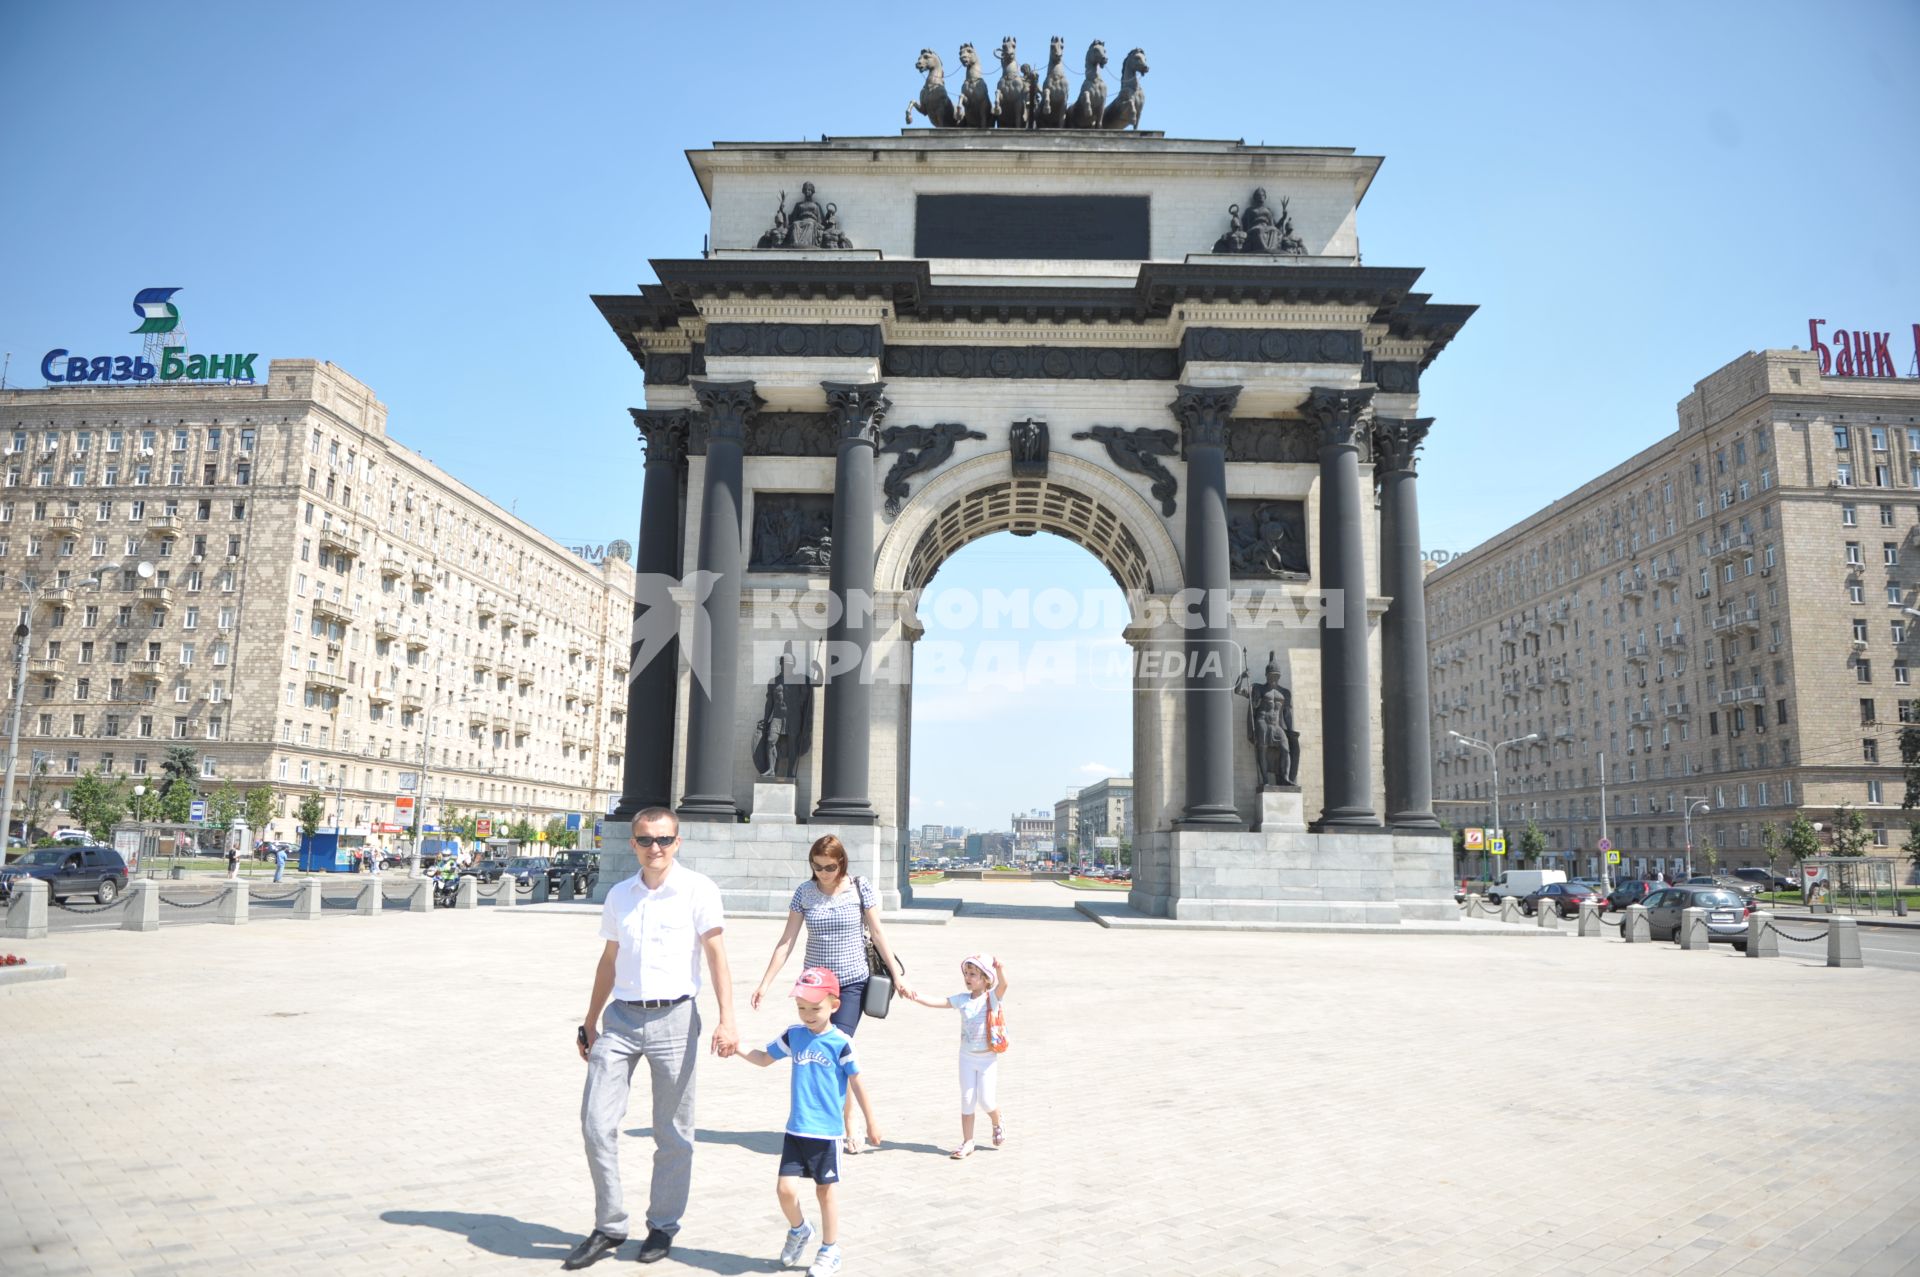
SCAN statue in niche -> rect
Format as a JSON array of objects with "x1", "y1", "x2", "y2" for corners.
[
  {"x1": 752, "y1": 642, "x2": 816, "y2": 782},
  {"x1": 1227, "y1": 500, "x2": 1308, "y2": 577},
  {"x1": 751, "y1": 494, "x2": 833, "y2": 570},
  {"x1": 1222, "y1": 188, "x2": 1306, "y2": 255},
  {"x1": 1233, "y1": 648, "x2": 1300, "y2": 788},
  {"x1": 906, "y1": 48, "x2": 957, "y2": 127},
  {"x1": 758, "y1": 183, "x2": 849, "y2": 250},
  {"x1": 1009, "y1": 418, "x2": 1049, "y2": 478},
  {"x1": 878, "y1": 422, "x2": 986, "y2": 516}
]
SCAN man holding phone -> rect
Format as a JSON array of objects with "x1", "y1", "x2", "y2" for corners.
[{"x1": 564, "y1": 807, "x2": 738, "y2": 1269}]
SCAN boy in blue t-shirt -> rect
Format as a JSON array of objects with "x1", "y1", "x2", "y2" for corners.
[{"x1": 739, "y1": 966, "x2": 881, "y2": 1276}]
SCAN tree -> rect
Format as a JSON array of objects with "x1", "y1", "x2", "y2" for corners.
[
  {"x1": 1831, "y1": 802, "x2": 1871, "y2": 857},
  {"x1": 295, "y1": 794, "x2": 325, "y2": 843},
  {"x1": 206, "y1": 780, "x2": 242, "y2": 832},
  {"x1": 1901, "y1": 714, "x2": 1920, "y2": 810},
  {"x1": 440, "y1": 805, "x2": 477, "y2": 842},
  {"x1": 160, "y1": 746, "x2": 197, "y2": 787},
  {"x1": 506, "y1": 818, "x2": 537, "y2": 844},
  {"x1": 66, "y1": 769, "x2": 127, "y2": 841},
  {"x1": 544, "y1": 816, "x2": 577, "y2": 849},
  {"x1": 1519, "y1": 821, "x2": 1547, "y2": 867},
  {"x1": 1759, "y1": 820, "x2": 1782, "y2": 868},
  {"x1": 22, "y1": 755, "x2": 51, "y2": 840},
  {"x1": 1904, "y1": 822, "x2": 1920, "y2": 874},
  {"x1": 1784, "y1": 813, "x2": 1821, "y2": 863},
  {"x1": 244, "y1": 786, "x2": 276, "y2": 836},
  {"x1": 158, "y1": 778, "x2": 194, "y2": 824}
]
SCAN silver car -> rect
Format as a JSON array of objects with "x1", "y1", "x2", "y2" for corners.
[{"x1": 1644, "y1": 886, "x2": 1750, "y2": 945}]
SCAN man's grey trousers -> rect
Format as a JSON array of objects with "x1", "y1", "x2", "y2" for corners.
[{"x1": 581, "y1": 997, "x2": 701, "y2": 1239}]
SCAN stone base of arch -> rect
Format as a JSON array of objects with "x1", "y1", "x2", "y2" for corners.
[
  {"x1": 595, "y1": 817, "x2": 904, "y2": 913},
  {"x1": 1127, "y1": 827, "x2": 1457, "y2": 924}
]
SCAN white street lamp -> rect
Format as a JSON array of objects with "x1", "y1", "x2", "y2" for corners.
[
  {"x1": 1682, "y1": 796, "x2": 1711, "y2": 879},
  {"x1": 1448, "y1": 730, "x2": 1540, "y2": 881}
]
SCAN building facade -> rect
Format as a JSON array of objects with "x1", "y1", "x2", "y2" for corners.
[
  {"x1": 1426, "y1": 348, "x2": 1920, "y2": 880},
  {"x1": 1075, "y1": 776, "x2": 1135, "y2": 846},
  {"x1": 0, "y1": 359, "x2": 633, "y2": 847}
]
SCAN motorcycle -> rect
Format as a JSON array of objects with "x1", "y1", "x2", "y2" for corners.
[{"x1": 432, "y1": 873, "x2": 461, "y2": 908}]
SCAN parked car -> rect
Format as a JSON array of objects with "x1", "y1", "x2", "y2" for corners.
[
  {"x1": 1606, "y1": 879, "x2": 1665, "y2": 911},
  {"x1": 547, "y1": 850, "x2": 599, "y2": 896},
  {"x1": 1485, "y1": 869, "x2": 1567, "y2": 904},
  {"x1": 1643, "y1": 886, "x2": 1752, "y2": 945},
  {"x1": 51, "y1": 828, "x2": 90, "y2": 844},
  {"x1": 0, "y1": 844, "x2": 129, "y2": 903},
  {"x1": 502, "y1": 856, "x2": 550, "y2": 889},
  {"x1": 1682, "y1": 874, "x2": 1758, "y2": 899},
  {"x1": 462, "y1": 859, "x2": 507, "y2": 883},
  {"x1": 1520, "y1": 881, "x2": 1605, "y2": 917},
  {"x1": 1732, "y1": 867, "x2": 1796, "y2": 892}
]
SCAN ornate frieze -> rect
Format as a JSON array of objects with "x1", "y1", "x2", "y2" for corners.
[
  {"x1": 630, "y1": 409, "x2": 691, "y2": 469},
  {"x1": 706, "y1": 324, "x2": 883, "y2": 360},
  {"x1": 1073, "y1": 426, "x2": 1180, "y2": 517},
  {"x1": 878, "y1": 423, "x2": 986, "y2": 516},
  {"x1": 1372, "y1": 360, "x2": 1421, "y2": 395},
  {"x1": 1169, "y1": 384, "x2": 1242, "y2": 456},
  {"x1": 1302, "y1": 386, "x2": 1375, "y2": 452},
  {"x1": 745, "y1": 414, "x2": 837, "y2": 457},
  {"x1": 1227, "y1": 499, "x2": 1310, "y2": 578},
  {"x1": 1178, "y1": 328, "x2": 1365, "y2": 367},
  {"x1": 1009, "y1": 418, "x2": 1049, "y2": 478},
  {"x1": 1372, "y1": 417, "x2": 1433, "y2": 477},
  {"x1": 881, "y1": 344, "x2": 1178, "y2": 380},
  {"x1": 750, "y1": 493, "x2": 834, "y2": 571},
  {"x1": 756, "y1": 183, "x2": 851, "y2": 250},
  {"x1": 1224, "y1": 418, "x2": 1315, "y2": 465},
  {"x1": 642, "y1": 343, "x2": 706, "y2": 386}
]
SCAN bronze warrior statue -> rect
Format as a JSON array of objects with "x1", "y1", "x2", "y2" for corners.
[{"x1": 1233, "y1": 648, "x2": 1300, "y2": 788}]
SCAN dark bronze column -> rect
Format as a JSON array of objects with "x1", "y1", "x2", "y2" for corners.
[
  {"x1": 813, "y1": 382, "x2": 890, "y2": 824},
  {"x1": 1305, "y1": 387, "x2": 1381, "y2": 830},
  {"x1": 678, "y1": 380, "x2": 761, "y2": 821},
  {"x1": 614, "y1": 409, "x2": 688, "y2": 818},
  {"x1": 1375, "y1": 417, "x2": 1442, "y2": 831},
  {"x1": 1171, "y1": 384, "x2": 1243, "y2": 828}
]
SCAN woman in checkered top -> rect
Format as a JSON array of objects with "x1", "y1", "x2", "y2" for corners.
[{"x1": 751, "y1": 834, "x2": 914, "y2": 1154}]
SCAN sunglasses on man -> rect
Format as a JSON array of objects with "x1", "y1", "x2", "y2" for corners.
[{"x1": 632, "y1": 835, "x2": 680, "y2": 849}]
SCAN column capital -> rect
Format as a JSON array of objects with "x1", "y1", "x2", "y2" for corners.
[
  {"x1": 629, "y1": 409, "x2": 691, "y2": 470},
  {"x1": 822, "y1": 381, "x2": 892, "y2": 444},
  {"x1": 1170, "y1": 384, "x2": 1242, "y2": 454},
  {"x1": 692, "y1": 380, "x2": 763, "y2": 445},
  {"x1": 1372, "y1": 416, "x2": 1433, "y2": 477},
  {"x1": 1303, "y1": 386, "x2": 1376, "y2": 451}
]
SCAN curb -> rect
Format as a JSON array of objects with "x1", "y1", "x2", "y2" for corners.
[
  {"x1": 0, "y1": 961, "x2": 67, "y2": 987},
  {"x1": 1075, "y1": 900, "x2": 1563, "y2": 935}
]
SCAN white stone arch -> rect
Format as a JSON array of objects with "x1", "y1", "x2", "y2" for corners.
[{"x1": 874, "y1": 448, "x2": 1184, "y2": 597}]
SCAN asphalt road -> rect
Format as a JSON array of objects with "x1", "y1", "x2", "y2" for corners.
[{"x1": 1767, "y1": 916, "x2": 1920, "y2": 972}]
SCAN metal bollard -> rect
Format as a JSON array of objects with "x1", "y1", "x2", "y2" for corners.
[
  {"x1": 1622, "y1": 903, "x2": 1650, "y2": 943},
  {"x1": 405, "y1": 878, "x2": 430, "y2": 913},
  {"x1": 355, "y1": 879, "x2": 378, "y2": 917},
  {"x1": 1677, "y1": 907, "x2": 1710, "y2": 950},
  {"x1": 217, "y1": 880, "x2": 249, "y2": 926},
  {"x1": 1827, "y1": 918, "x2": 1863, "y2": 968},
  {"x1": 455, "y1": 876, "x2": 477, "y2": 909},
  {"x1": 531, "y1": 875, "x2": 551, "y2": 904},
  {"x1": 122, "y1": 878, "x2": 160, "y2": 932},
  {"x1": 3, "y1": 878, "x2": 49, "y2": 939},
  {"x1": 1498, "y1": 896, "x2": 1525, "y2": 924},
  {"x1": 292, "y1": 876, "x2": 322, "y2": 920},
  {"x1": 1746, "y1": 911, "x2": 1778, "y2": 958},
  {"x1": 1577, "y1": 901, "x2": 1602, "y2": 937},
  {"x1": 1535, "y1": 901, "x2": 1560, "y2": 930}
]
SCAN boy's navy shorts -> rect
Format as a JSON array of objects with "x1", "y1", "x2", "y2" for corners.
[{"x1": 778, "y1": 1133, "x2": 840, "y2": 1184}]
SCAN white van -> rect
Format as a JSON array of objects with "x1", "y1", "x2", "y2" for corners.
[{"x1": 1485, "y1": 868, "x2": 1566, "y2": 903}]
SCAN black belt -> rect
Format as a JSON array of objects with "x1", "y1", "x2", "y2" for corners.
[{"x1": 620, "y1": 994, "x2": 692, "y2": 1010}]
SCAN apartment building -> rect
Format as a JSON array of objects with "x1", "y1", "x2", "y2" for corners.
[
  {"x1": 1426, "y1": 348, "x2": 1920, "y2": 880},
  {"x1": 1075, "y1": 776, "x2": 1136, "y2": 846},
  {"x1": 0, "y1": 359, "x2": 634, "y2": 845}
]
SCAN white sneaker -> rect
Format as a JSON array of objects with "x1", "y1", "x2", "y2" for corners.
[
  {"x1": 780, "y1": 1221, "x2": 816, "y2": 1268},
  {"x1": 809, "y1": 1244, "x2": 843, "y2": 1276}
]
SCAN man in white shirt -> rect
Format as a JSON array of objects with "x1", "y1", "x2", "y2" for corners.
[{"x1": 565, "y1": 808, "x2": 738, "y2": 1269}]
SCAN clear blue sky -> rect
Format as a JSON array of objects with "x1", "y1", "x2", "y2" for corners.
[{"x1": 4, "y1": 3, "x2": 1915, "y2": 831}]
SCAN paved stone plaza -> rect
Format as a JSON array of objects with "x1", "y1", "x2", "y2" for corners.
[{"x1": 3, "y1": 879, "x2": 1918, "y2": 1276}]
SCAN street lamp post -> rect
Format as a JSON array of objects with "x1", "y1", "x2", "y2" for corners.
[
  {"x1": 1682, "y1": 796, "x2": 1710, "y2": 879},
  {"x1": 1449, "y1": 730, "x2": 1540, "y2": 884}
]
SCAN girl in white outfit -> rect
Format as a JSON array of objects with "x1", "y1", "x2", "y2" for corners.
[{"x1": 904, "y1": 953, "x2": 1008, "y2": 1159}]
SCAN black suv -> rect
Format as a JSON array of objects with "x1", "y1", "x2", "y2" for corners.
[
  {"x1": 0, "y1": 844, "x2": 130, "y2": 903},
  {"x1": 548, "y1": 851, "x2": 599, "y2": 897}
]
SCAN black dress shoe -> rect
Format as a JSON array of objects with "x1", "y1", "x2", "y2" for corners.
[
  {"x1": 562, "y1": 1229, "x2": 624, "y2": 1270},
  {"x1": 634, "y1": 1228, "x2": 672, "y2": 1264}
]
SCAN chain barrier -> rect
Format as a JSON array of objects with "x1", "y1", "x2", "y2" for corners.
[
  {"x1": 477, "y1": 882, "x2": 504, "y2": 898},
  {"x1": 158, "y1": 887, "x2": 234, "y2": 910},
  {"x1": 382, "y1": 890, "x2": 415, "y2": 906},
  {"x1": 1763, "y1": 920, "x2": 1830, "y2": 943},
  {"x1": 50, "y1": 892, "x2": 135, "y2": 914},
  {"x1": 250, "y1": 888, "x2": 302, "y2": 903},
  {"x1": 515, "y1": 879, "x2": 534, "y2": 894},
  {"x1": 1598, "y1": 911, "x2": 1626, "y2": 930}
]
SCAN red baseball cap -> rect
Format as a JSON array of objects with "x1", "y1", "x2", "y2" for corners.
[{"x1": 792, "y1": 967, "x2": 841, "y2": 1001}]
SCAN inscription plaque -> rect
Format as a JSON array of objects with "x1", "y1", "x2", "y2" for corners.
[{"x1": 915, "y1": 194, "x2": 1150, "y2": 260}]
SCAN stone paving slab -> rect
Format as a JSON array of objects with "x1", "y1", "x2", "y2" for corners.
[{"x1": 2, "y1": 880, "x2": 1917, "y2": 1276}]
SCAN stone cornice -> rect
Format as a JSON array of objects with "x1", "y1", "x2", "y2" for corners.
[
  {"x1": 707, "y1": 323, "x2": 884, "y2": 360},
  {"x1": 884, "y1": 346, "x2": 1178, "y2": 380},
  {"x1": 1178, "y1": 328, "x2": 1365, "y2": 367}
]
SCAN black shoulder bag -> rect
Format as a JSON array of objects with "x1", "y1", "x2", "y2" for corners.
[{"x1": 855, "y1": 876, "x2": 902, "y2": 1019}]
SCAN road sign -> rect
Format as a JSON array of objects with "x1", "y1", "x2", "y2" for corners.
[
  {"x1": 566, "y1": 813, "x2": 582, "y2": 832},
  {"x1": 189, "y1": 799, "x2": 207, "y2": 823},
  {"x1": 1605, "y1": 849, "x2": 1621, "y2": 865},
  {"x1": 1597, "y1": 837, "x2": 1612, "y2": 852},
  {"x1": 1464, "y1": 827, "x2": 1485, "y2": 849},
  {"x1": 1095, "y1": 836, "x2": 1120, "y2": 849},
  {"x1": 475, "y1": 816, "x2": 492, "y2": 838},
  {"x1": 1488, "y1": 837, "x2": 1507, "y2": 857},
  {"x1": 395, "y1": 795, "x2": 415, "y2": 812}
]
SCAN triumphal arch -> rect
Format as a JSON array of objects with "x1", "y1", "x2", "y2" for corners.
[{"x1": 594, "y1": 54, "x2": 1473, "y2": 922}]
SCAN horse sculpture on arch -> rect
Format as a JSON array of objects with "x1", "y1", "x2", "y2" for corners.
[{"x1": 905, "y1": 38, "x2": 1144, "y2": 131}]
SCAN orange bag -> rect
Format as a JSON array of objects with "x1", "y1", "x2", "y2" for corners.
[{"x1": 985, "y1": 993, "x2": 1009, "y2": 1054}]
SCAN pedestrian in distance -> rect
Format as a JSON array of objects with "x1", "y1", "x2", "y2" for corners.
[
  {"x1": 737, "y1": 966, "x2": 880, "y2": 1276},
  {"x1": 750, "y1": 834, "x2": 912, "y2": 1155},
  {"x1": 225, "y1": 843, "x2": 240, "y2": 879},
  {"x1": 902, "y1": 953, "x2": 1009, "y2": 1159},
  {"x1": 565, "y1": 807, "x2": 738, "y2": 1271},
  {"x1": 273, "y1": 843, "x2": 287, "y2": 883}
]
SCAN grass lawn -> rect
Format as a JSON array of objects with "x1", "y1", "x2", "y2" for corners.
[
  {"x1": 1757, "y1": 889, "x2": 1920, "y2": 911},
  {"x1": 908, "y1": 872, "x2": 947, "y2": 885},
  {"x1": 1061, "y1": 876, "x2": 1130, "y2": 891}
]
